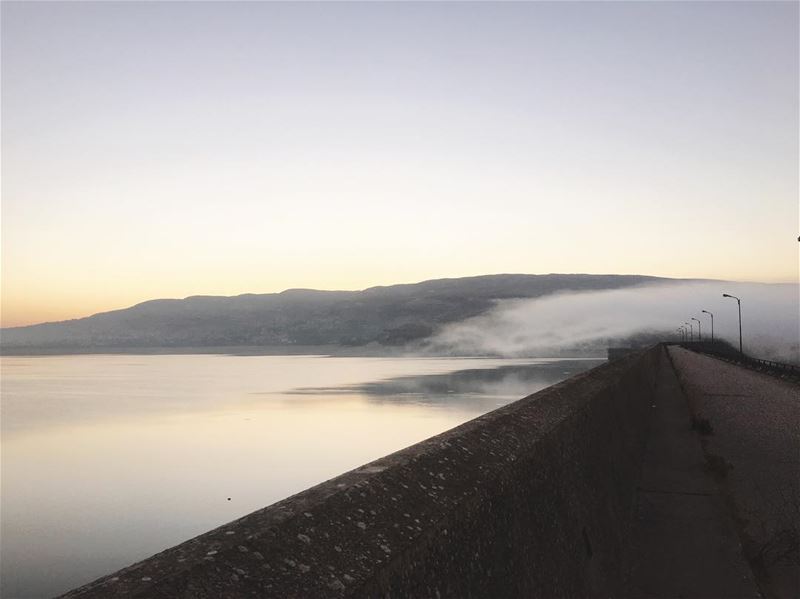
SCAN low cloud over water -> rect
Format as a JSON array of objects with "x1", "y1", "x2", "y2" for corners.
[{"x1": 425, "y1": 282, "x2": 799, "y2": 363}]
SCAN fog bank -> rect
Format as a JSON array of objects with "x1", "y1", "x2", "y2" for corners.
[{"x1": 425, "y1": 282, "x2": 799, "y2": 363}]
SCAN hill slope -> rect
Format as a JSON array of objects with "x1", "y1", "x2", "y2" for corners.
[{"x1": 1, "y1": 274, "x2": 673, "y2": 350}]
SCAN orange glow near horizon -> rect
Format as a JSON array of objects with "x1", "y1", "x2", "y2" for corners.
[
  {"x1": 2, "y1": 1, "x2": 798, "y2": 329},
  {"x1": 3, "y1": 261, "x2": 798, "y2": 328}
]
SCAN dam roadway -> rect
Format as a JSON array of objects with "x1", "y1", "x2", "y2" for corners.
[{"x1": 61, "y1": 344, "x2": 798, "y2": 598}]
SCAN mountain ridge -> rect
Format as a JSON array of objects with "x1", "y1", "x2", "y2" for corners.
[{"x1": 1, "y1": 273, "x2": 691, "y2": 350}]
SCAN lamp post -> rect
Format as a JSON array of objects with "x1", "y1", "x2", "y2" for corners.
[
  {"x1": 685, "y1": 322, "x2": 693, "y2": 342},
  {"x1": 701, "y1": 310, "x2": 714, "y2": 342},
  {"x1": 678, "y1": 327, "x2": 685, "y2": 342},
  {"x1": 722, "y1": 293, "x2": 742, "y2": 353},
  {"x1": 691, "y1": 317, "x2": 702, "y2": 342}
]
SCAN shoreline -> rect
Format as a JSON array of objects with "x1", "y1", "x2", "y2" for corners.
[{"x1": 0, "y1": 344, "x2": 608, "y2": 359}]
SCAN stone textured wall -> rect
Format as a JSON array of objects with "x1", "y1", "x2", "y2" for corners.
[{"x1": 62, "y1": 347, "x2": 662, "y2": 598}]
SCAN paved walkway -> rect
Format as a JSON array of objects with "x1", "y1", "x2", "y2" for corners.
[
  {"x1": 625, "y1": 346, "x2": 761, "y2": 598},
  {"x1": 669, "y1": 347, "x2": 800, "y2": 599}
]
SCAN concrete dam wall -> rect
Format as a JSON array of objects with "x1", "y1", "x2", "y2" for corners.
[{"x1": 63, "y1": 347, "x2": 664, "y2": 598}]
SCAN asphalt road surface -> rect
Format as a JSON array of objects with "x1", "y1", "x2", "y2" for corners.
[{"x1": 669, "y1": 346, "x2": 799, "y2": 599}]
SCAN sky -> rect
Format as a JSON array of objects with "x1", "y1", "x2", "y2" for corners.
[{"x1": 2, "y1": 1, "x2": 798, "y2": 327}]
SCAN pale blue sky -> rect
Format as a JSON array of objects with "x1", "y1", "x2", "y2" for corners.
[{"x1": 2, "y1": 1, "x2": 798, "y2": 325}]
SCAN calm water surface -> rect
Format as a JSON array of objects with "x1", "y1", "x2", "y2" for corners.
[{"x1": 1, "y1": 354, "x2": 603, "y2": 598}]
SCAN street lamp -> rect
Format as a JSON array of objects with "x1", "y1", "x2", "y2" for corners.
[
  {"x1": 722, "y1": 293, "x2": 742, "y2": 353},
  {"x1": 691, "y1": 317, "x2": 702, "y2": 342},
  {"x1": 678, "y1": 327, "x2": 685, "y2": 342},
  {"x1": 685, "y1": 322, "x2": 693, "y2": 342},
  {"x1": 701, "y1": 310, "x2": 714, "y2": 342}
]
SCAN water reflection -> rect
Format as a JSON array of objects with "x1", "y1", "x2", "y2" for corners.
[
  {"x1": 1, "y1": 354, "x2": 601, "y2": 598},
  {"x1": 289, "y1": 360, "x2": 604, "y2": 411}
]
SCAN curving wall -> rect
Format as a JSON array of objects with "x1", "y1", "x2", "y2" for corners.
[{"x1": 62, "y1": 346, "x2": 663, "y2": 598}]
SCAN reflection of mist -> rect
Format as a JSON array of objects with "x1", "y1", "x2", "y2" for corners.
[
  {"x1": 288, "y1": 360, "x2": 604, "y2": 411},
  {"x1": 424, "y1": 282, "x2": 799, "y2": 363}
]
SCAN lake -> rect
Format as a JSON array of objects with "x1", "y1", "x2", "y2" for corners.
[{"x1": 0, "y1": 353, "x2": 603, "y2": 598}]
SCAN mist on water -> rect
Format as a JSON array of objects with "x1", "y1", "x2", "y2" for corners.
[{"x1": 424, "y1": 282, "x2": 799, "y2": 363}]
